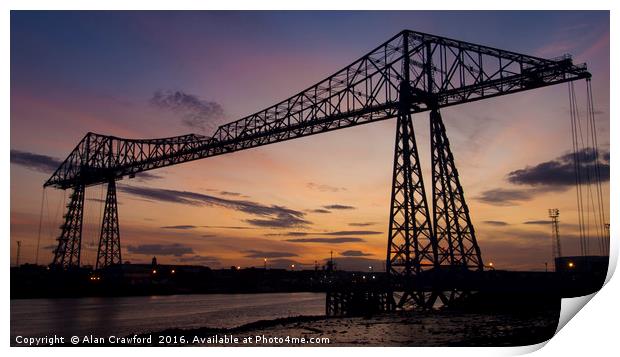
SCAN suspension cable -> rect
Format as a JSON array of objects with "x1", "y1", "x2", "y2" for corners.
[
  {"x1": 586, "y1": 79, "x2": 608, "y2": 255},
  {"x1": 46, "y1": 189, "x2": 66, "y2": 263},
  {"x1": 568, "y1": 80, "x2": 608, "y2": 257},
  {"x1": 35, "y1": 188, "x2": 46, "y2": 265},
  {"x1": 569, "y1": 82, "x2": 586, "y2": 256}
]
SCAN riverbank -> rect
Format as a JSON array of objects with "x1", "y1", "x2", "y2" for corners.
[
  {"x1": 11, "y1": 264, "x2": 337, "y2": 299},
  {"x1": 136, "y1": 308, "x2": 559, "y2": 347}
]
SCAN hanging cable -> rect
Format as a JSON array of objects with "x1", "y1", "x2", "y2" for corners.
[
  {"x1": 35, "y1": 188, "x2": 46, "y2": 265},
  {"x1": 568, "y1": 80, "x2": 608, "y2": 257},
  {"x1": 575, "y1": 83, "x2": 594, "y2": 256},
  {"x1": 586, "y1": 79, "x2": 608, "y2": 255},
  {"x1": 44, "y1": 189, "x2": 54, "y2": 260},
  {"x1": 46, "y1": 189, "x2": 67, "y2": 264},
  {"x1": 569, "y1": 82, "x2": 586, "y2": 256}
]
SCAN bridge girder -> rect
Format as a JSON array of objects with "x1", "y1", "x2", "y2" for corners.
[{"x1": 44, "y1": 29, "x2": 589, "y2": 190}]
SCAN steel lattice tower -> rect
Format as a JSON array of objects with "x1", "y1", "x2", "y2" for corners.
[
  {"x1": 430, "y1": 108, "x2": 483, "y2": 270},
  {"x1": 386, "y1": 33, "x2": 437, "y2": 309},
  {"x1": 52, "y1": 184, "x2": 85, "y2": 268},
  {"x1": 386, "y1": 82, "x2": 437, "y2": 309},
  {"x1": 96, "y1": 179, "x2": 122, "y2": 269}
]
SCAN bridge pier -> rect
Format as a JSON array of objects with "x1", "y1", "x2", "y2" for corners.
[
  {"x1": 430, "y1": 108, "x2": 483, "y2": 270},
  {"x1": 326, "y1": 287, "x2": 390, "y2": 316},
  {"x1": 52, "y1": 184, "x2": 85, "y2": 268},
  {"x1": 385, "y1": 77, "x2": 436, "y2": 309},
  {"x1": 385, "y1": 87, "x2": 484, "y2": 309},
  {"x1": 96, "y1": 179, "x2": 122, "y2": 269},
  {"x1": 51, "y1": 179, "x2": 122, "y2": 270}
]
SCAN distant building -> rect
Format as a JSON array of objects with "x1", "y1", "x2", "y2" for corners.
[{"x1": 103, "y1": 262, "x2": 210, "y2": 285}]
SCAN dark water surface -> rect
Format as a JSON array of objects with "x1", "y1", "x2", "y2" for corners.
[{"x1": 11, "y1": 292, "x2": 325, "y2": 339}]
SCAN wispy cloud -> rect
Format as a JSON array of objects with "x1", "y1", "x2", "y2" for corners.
[
  {"x1": 219, "y1": 191, "x2": 242, "y2": 197},
  {"x1": 203, "y1": 225, "x2": 255, "y2": 230},
  {"x1": 10, "y1": 149, "x2": 61, "y2": 174},
  {"x1": 244, "y1": 250, "x2": 298, "y2": 258},
  {"x1": 245, "y1": 216, "x2": 309, "y2": 229},
  {"x1": 286, "y1": 237, "x2": 365, "y2": 243},
  {"x1": 150, "y1": 90, "x2": 225, "y2": 133},
  {"x1": 135, "y1": 171, "x2": 164, "y2": 182},
  {"x1": 340, "y1": 250, "x2": 372, "y2": 257},
  {"x1": 348, "y1": 222, "x2": 376, "y2": 227},
  {"x1": 118, "y1": 185, "x2": 310, "y2": 229},
  {"x1": 483, "y1": 220, "x2": 509, "y2": 226},
  {"x1": 265, "y1": 231, "x2": 309, "y2": 237},
  {"x1": 127, "y1": 243, "x2": 194, "y2": 257},
  {"x1": 476, "y1": 188, "x2": 535, "y2": 206},
  {"x1": 161, "y1": 225, "x2": 197, "y2": 230},
  {"x1": 306, "y1": 182, "x2": 346, "y2": 193},
  {"x1": 87, "y1": 197, "x2": 125, "y2": 205},
  {"x1": 203, "y1": 188, "x2": 248, "y2": 198},
  {"x1": 11, "y1": 149, "x2": 164, "y2": 183},
  {"x1": 269, "y1": 230, "x2": 381, "y2": 237},
  {"x1": 309, "y1": 208, "x2": 331, "y2": 214},
  {"x1": 323, "y1": 204, "x2": 355, "y2": 210},
  {"x1": 323, "y1": 230, "x2": 381, "y2": 236}
]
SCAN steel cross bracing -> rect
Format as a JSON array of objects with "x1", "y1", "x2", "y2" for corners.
[
  {"x1": 52, "y1": 184, "x2": 85, "y2": 268},
  {"x1": 45, "y1": 30, "x2": 589, "y2": 190},
  {"x1": 95, "y1": 179, "x2": 122, "y2": 270},
  {"x1": 45, "y1": 29, "x2": 590, "y2": 299},
  {"x1": 430, "y1": 108, "x2": 483, "y2": 270},
  {"x1": 386, "y1": 82, "x2": 436, "y2": 309}
]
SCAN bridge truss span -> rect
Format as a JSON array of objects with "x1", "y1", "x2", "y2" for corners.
[{"x1": 45, "y1": 30, "x2": 588, "y2": 190}]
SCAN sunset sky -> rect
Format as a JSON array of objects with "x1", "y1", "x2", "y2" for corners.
[{"x1": 10, "y1": 11, "x2": 610, "y2": 271}]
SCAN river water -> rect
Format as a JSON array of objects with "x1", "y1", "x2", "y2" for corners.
[{"x1": 11, "y1": 292, "x2": 325, "y2": 339}]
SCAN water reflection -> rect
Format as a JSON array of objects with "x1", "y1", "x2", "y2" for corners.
[{"x1": 11, "y1": 292, "x2": 325, "y2": 338}]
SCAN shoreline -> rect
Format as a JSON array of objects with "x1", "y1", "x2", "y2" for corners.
[
  {"x1": 12, "y1": 304, "x2": 560, "y2": 347},
  {"x1": 129, "y1": 308, "x2": 559, "y2": 347}
]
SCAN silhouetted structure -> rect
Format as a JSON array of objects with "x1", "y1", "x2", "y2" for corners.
[
  {"x1": 95, "y1": 179, "x2": 121, "y2": 269},
  {"x1": 11, "y1": 264, "x2": 345, "y2": 299},
  {"x1": 43, "y1": 29, "x2": 591, "y2": 310},
  {"x1": 549, "y1": 209, "x2": 562, "y2": 270}
]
